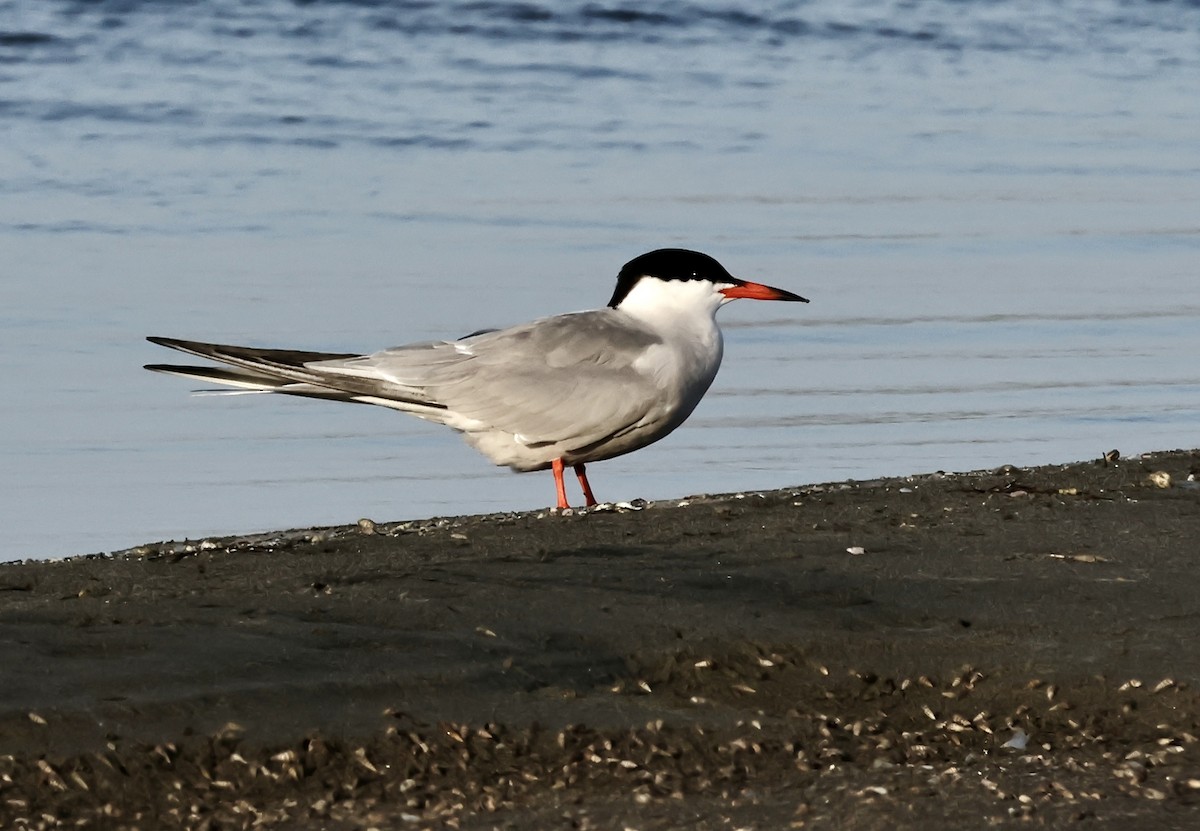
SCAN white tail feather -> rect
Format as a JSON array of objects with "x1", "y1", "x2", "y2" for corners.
[{"x1": 191, "y1": 389, "x2": 274, "y2": 396}]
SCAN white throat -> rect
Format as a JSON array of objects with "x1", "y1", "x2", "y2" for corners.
[
  {"x1": 614, "y1": 276, "x2": 728, "y2": 408},
  {"x1": 614, "y1": 276, "x2": 731, "y2": 331}
]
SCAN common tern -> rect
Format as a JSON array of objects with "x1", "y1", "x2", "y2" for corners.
[{"x1": 146, "y1": 248, "x2": 808, "y2": 509}]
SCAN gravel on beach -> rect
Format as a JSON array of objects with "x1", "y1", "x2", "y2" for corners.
[{"x1": 3, "y1": 449, "x2": 1200, "y2": 829}]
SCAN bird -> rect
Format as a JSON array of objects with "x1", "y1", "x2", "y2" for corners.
[{"x1": 145, "y1": 248, "x2": 808, "y2": 509}]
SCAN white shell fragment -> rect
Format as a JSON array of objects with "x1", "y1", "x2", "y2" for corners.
[
  {"x1": 1002, "y1": 728, "x2": 1029, "y2": 750},
  {"x1": 846, "y1": 546, "x2": 866, "y2": 556},
  {"x1": 584, "y1": 500, "x2": 645, "y2": 513},
  {"x1": 1049, "y1": 552, "x2": 1107, "y2": 564}
]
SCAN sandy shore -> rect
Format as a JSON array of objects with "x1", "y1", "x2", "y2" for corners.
[{"x1": 3, "y1": 449, "x2": 1200, "y2": 829}]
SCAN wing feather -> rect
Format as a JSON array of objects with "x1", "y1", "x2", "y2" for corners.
[
  {"x1": 149, "y1": 309, "x2": 669, "y2": 456},
  {"x1": 312, "y1": 310, "x2": 665, "y2": 448}
]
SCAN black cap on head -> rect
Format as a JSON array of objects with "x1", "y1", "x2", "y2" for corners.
[{"x1": 607, "y1": 249, "x2": 738, "y2": 308}]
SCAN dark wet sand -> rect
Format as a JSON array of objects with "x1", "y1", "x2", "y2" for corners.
[{"x1": 3, "y1": 450, "x2": 1200, "y2": 829}]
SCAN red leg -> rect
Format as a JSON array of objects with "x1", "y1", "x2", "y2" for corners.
[
  {"x1": 574, "y1": 463, "x2": 598, "y2": 507},
  {"x1": 551, "y1": 458, "x2": 570, "y2": 509}
]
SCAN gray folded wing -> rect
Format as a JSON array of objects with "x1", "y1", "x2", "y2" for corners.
[{"x1": 312, "y1": 310, "x2": 666, "y2": 449}]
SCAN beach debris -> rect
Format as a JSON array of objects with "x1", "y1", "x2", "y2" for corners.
[
  {"x1": 1002, "y1": 728, "x2": 1029, "y2": 750},
  {"x1": 1102, "y1": 449, "x2": 1121, "y2": 465},
  {"x1": 1147, "y1": 471, "x2": 1172, "y2": 489},
  {"x1": 214, "y1": 721, "x2": 245, "y2": 740},
  {"x1": 27, "y1": 711, "x2": 47, "y2": 725},
  {"x1": 846, "y1": 546, "x2": 866, "y2": 556},
  {"x1": 475, "y1": 626, "x2": 497, "y2": 638},
  {"x1": 587, "y1": 500, "x2": 646, "y2": 513},
  {"x1": 1049, "y1": 552, "x2": 1107, "y2": 564},
  {"x1": 354, "y1": 746, "x2": 380, "y2": 774},
  {"x1": 357, "y1": 518, "x2": 377, "y2": 535},
  {"x1": 972, "y1": 712, "x2": 995, "y2": 734}
]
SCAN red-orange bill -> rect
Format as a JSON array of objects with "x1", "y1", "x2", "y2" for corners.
[{"x1": 720, "y1": 281, "x2": 809, "y2": 302}]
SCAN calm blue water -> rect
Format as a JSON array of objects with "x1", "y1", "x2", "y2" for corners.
[{"x1": 3, "y1": 0, "x2": 1199, "y2": 560}]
